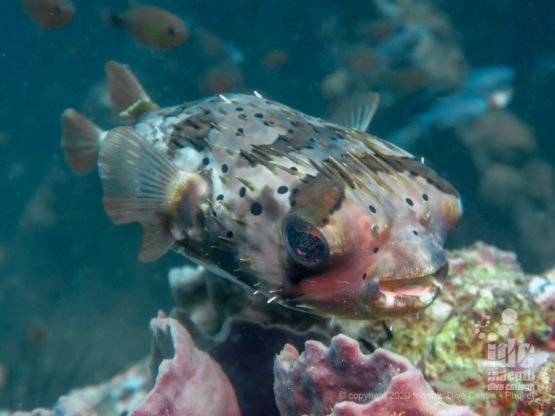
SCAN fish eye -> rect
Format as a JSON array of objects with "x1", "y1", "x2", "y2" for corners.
[
  {"x1": 283, "y1": 216, "x2": 329, "y2": 269},
  {"x1": 168, "y1": 26, "x2": 176, "y2": 36}
]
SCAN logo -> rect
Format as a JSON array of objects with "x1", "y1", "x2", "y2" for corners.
[{"x1": 479, "y1": 308, "x2": 537, "y2": 398}]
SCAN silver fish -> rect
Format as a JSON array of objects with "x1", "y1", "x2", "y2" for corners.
[{"x1": 61, "y1": 61, "x2": 462, "y2": 319}]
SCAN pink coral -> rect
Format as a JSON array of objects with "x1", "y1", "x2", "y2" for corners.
[
  {"x1": 274, "y1": 334, "x2": 477, "y2": 416},
  {"x1": 130, "y1": 316, "x2": 240, "y2": 416}
]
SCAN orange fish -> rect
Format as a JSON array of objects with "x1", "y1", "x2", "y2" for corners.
[
  {"x1": 108, "y1": 5, "x2": 189, "y2": 49},
  {"x1": 23, "y1": 0, "x2": 75, "y2": 29}
]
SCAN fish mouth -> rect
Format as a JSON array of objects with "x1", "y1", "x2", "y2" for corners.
[{"x1": 361, "y1": 262, "x2": 449, "y2": 316}]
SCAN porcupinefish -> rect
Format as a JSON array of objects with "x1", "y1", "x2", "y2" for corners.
[{"x1": 60, "y1": 61, "x2": 462, "y2": 319}]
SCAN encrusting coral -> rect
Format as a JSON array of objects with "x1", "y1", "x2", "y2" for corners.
[
  {"x1": 131, "y1": 313, "x2": 241, "y2": 416},
  {"x1": 274, "y1": 334, "x2": 478, "y2": 416}
]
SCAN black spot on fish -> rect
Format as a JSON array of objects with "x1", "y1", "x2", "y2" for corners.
[
  {"x1": 290, "y1": 166, "x2": 298, "y2": 172},
  {"x1": 405, "y1": 198, "x2": 414, "y2": 207},
  {"x1": 277, "y1": 186, "x2": 289, "y2": 194},
  {"x1": 373, "y1": 247, "x2": 379, "y2": 253},
  {"x1": 239, "y1": 187, "x2": 246, "y2": 198},
  {"x1": 202, "y1": 157, "x2": 210, "y2": 166},
  {"x1": 250, "y1": 202, "x2": 263, "y2": 216},
  {"x1": 422, "y1": 193, "x2": 429, "y2": 201},
  {"x1": 362, "y1": 272, "x2": 367, "y2": 280},
  {"x1": 217, "y1": 194, "x2": 224, "y2": 201},
  {"x1": 412, "y1": 230, "x2": 418, "y2": 235},
  {"x1": 255, "y1": 113, "x2": 264, "y2": 118},
  {"x1": 236, "y1": 107, "x2": 244, "y2": 111},
  {"x1": 226, "y1": 231, "x2": 234, "y2": 238},
  {"x1": 238, "y1": 114, "x2": 247, "y2": 120},
  {"x1": 368, "y1": 205, "x2": 377, "y2": 214},
  {"x1": 222, "y1": 164, "x2": 229, "y2": 173}
]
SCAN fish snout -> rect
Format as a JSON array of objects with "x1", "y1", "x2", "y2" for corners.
[{"x1": 356, "y1": 238, "x2": 448, "y2": 316}]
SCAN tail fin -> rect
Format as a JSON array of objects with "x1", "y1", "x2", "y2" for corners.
[
  {"x1": 105, "y1": 60, "x2": 159, "y2": 121},
  {"x1": 61, "y1": 109, "x2": 103, "y2": 174}
]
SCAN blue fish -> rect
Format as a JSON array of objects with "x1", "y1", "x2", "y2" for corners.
[
  {"x1": 390, "y1": 66, "x2": 514, "y2": 146},
  {"x1": 461, "y1": 66, "x2": 514, "y2": 96}
]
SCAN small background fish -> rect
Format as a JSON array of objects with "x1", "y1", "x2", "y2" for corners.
[
  {"x1": 22, "y1": 0, "x2": 75, "y2": 29},
  {"x1": 106, "y1": 4, "x2": 189, "y2": 49}
]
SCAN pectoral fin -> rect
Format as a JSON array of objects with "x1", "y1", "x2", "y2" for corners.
[{"x1": 98, "y1": 126, "x2": 203, "y2": 262}]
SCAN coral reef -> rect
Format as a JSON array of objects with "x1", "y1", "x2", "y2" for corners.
[
  {"x1": 3, "y1": 243, "x2": 553, "y2": 415},
  {"x1": 1, "y1": 315, "x2": 242, "y2": 416},
  {"x1": 132, "y1": 314, "x2": 240, "y2": 416},
  {"x1": 340, "y1": 242, "x2": 555, "y2": 415},
  {"x1": 196, "y1": 316, "x2": 329, "y2": 415},
  {"x1": 274, "y1": 335, "x2": 477, "y2": 416}
]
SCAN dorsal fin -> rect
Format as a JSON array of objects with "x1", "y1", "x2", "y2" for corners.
[
  {"x1": 331, "y1": 93, "x2": 380, "y2": 132},
  {"x1": 105, "y1": 60, "x2": 159, "y2": 121}
]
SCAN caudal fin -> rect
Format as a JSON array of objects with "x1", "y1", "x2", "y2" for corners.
[
  {"x1": 61, "y1": 109, "x2": 103, "y2": 174},
  {"x1": 105, "y1": 60, "x2": 159, "y2": 121}
]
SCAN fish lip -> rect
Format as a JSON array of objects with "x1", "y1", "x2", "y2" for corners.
[{"x1": 360, "y1": 262, "x2": 449, "y2": 315}]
